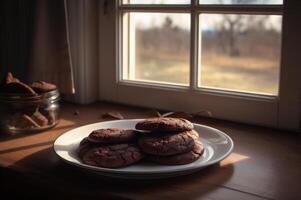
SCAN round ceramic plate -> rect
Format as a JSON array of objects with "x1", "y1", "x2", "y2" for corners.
[{"x1": 54, "y1": 119, "x2": 234, "y2": 179}]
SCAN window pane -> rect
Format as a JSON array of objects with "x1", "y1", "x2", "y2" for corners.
[
  {"x1": 198, "y1": 14, "x2": 282, "y2": 95},
  {"x1": 199, "y1": 0, "x2": 282, "y2": 4},
  {"x1": 123, "y1": 0, "x2": 190, "y2": 4},
  {"x1": 122, "y1": 13, "x2": 190, "y2": 85}
]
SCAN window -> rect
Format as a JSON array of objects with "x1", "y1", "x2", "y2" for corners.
[
  {"x1": 120, "y1": 0, "x2": 282, "y2": 95},
  {"x1": 122, "y1": 12, "x2": 191, "y2": 85},
  {"x1": 97, "y1": 0, "x2": 301, "y2": 130},
  {"x1": 198, "y1": 14, "x2": 282, "y2": 95}
]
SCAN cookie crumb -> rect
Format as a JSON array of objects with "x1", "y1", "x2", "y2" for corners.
[
  {"x1": 102, "y1": 111, "x2": 124, "y2": 120},
  {"x1": 145, "y1": 109, "x2": 162, "y2": 118},
  {"x1": 162, "y1": 111, "x2": 192, "y2": 119}
]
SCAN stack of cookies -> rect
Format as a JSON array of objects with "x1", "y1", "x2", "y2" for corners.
[
  {"x1": 78, "y1": 128, "x2": 144, "y2": 168},
  {"x1": 78, "y1": 118, "x2": 203, "y2": 168},
  {"x1": 136, "y1": 117, "x2": 204, "y2": 165}
]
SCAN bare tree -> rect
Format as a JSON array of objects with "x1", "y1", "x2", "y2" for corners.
[
  {"x1": 216, "y1": 0, "x2": 269, "y2": 56},
  {"x1": 217, "y1": 15, "x2": 246, "y2": 56}
]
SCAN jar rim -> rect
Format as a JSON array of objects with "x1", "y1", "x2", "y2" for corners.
[{"x1": 0, "y1": 89, "x2": 60, "y2": 103}]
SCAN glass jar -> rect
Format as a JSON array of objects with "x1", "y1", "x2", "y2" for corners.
[{"x1": 0, "y1": 89, "x2": 60, "y2": 134}]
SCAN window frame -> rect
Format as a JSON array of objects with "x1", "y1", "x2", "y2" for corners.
[{"x1": 97, "y1": 0, "x2": 301, "y2": 130}]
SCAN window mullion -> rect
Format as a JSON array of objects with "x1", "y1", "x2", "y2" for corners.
[
  {"x1": 195, "y1": 5, "x2": 282, "y2": 15},
  {"x1": 190, "y1": 0, "x2": 198, "y2": 89},
  {"x1": 119, "y1": 5, "x2": 191, "y2": 13},
  {"x1": 119, "y1": 5, "x2": 282, "y2": 15}
]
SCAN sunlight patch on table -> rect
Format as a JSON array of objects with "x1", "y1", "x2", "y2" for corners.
[{"x1": 220, "y1": 153, "x2": 249, "y2": 166}]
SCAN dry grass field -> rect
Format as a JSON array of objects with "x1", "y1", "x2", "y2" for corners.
[
  {"x1": 132, "y1": 15, "x2": 281, "y2": 95},
  {"x1": 135, "y1": 51, "x2": 279, "y2": 95}
]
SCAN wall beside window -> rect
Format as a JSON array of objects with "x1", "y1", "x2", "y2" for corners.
[{"x1": 277, "y1": 0, "x2": 301, "y2": 130}]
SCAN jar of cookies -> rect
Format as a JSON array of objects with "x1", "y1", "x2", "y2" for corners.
[{"x1": 0, "y1": 73, "x2": 60, "y2": 134}]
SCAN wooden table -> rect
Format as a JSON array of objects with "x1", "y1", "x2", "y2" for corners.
[{"x1": 0, "y1": 102, "x2": 300, "y2": 200}]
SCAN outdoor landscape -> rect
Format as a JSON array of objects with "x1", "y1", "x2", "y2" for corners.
[{"x1": 128, "y1": 2, "x2": 282, "y2": 95}]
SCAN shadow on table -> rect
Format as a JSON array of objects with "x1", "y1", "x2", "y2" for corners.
[
  {"x1": 8, "y1": 147, "x2": 235, "y2": 199},
  {"x1": 0, "y1": 123, "x2": 75, "y2": 142}
]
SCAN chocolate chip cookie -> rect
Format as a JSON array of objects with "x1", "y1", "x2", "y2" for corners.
[
  {"x1": 30, "y1": 81, "x2": 57, "y2": 93},
  {"x1": 31, "y1": 111, "x2": 49, "y2": 126},
  {"x1": 78, "y1": 137, "x2": 98, "y2": 159},
  {"x1": 135, "y1": 117, "x2": 193, "y2": 132},
  {"x1": 82, "y1": 143, "x2": 144, "y2": 168},
  {"x1": 5, "y1": 72, "x2": 20, "y2": 84},
  {"x1": 148, "y1": 141, "x2": 204, "y2": 165},
  {"x1": 87, "y1": 128, "x2": 138, "y2": 144},
  {"x1": 0, "y1": 82, "x2": 36, "y2": 95},
  {"x1": 138, "y1": 130, "x2": 196, "y2": 156},
  {"x1": 187, "y1": 129, "x2": 199, "y2": 141},
  {"x1": 11, "y1": 114, "x2": 40, "y2": 129}
]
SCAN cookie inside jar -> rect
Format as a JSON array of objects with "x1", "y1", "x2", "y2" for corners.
[{"x1": 0, "y1": 72, "x2": 60, "y2": 134}]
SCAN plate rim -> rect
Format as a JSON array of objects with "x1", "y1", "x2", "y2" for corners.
[{"x1": 53, "y1": 119, "x2": 234, "y2": 175}]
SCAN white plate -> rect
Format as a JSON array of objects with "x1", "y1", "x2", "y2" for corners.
[{"x1": 54, "y1": 119, "x2": 234, "y2": 179}]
